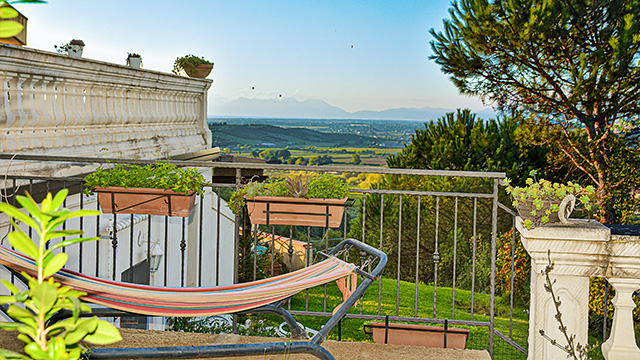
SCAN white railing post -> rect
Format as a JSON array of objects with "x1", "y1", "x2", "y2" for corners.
[
  {"x1": 518, "y1": 218, "x2": 640, "y2": 360},
  {"x1": 517, "y1": 219, "x2": 609, "y2": 360}
]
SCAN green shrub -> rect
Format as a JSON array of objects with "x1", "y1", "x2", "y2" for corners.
[{"x1": 83, "y1": 162, "x2": 207, "y2": 196}]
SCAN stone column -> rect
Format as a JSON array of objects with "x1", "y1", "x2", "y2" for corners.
[
  {"x1": 517, "y1": 219, "x2": 610, "y2": 360},
  {"x1": 601, "y1": 278, "x2": 640, "y2": 359}
]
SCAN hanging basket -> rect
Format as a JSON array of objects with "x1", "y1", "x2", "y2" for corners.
[
  {"x1": 95, "y1": 186, "x2": 196, "y2": 217},
  {"x1": 245, "y1": 196, "x2": 353, "y2": 228}
]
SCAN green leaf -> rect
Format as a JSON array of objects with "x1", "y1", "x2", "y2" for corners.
[
  {"x1": 15, "y1": 194, "x2": 43, "y2": 221},
  {"x1": 0, "y1": 203, "x2": 40, "y2": 234},
  {"x1": 6, "y1": 305, "x2": 37, "y2": 327},
  {"x1": 0, "y1": 7, "x2": 18, "y2": 18},
  {"x1": 42, "y1": 253, "x2": 67, "y2": 278},
  {"x1": 0, "y1": 321, "x2": 22, "y2": 330},
  {"x1": 44, "y1": 229, "x2": 83, "y2": 241},
  {"x1": 17, "y1": 333, "x2": 32, "y2": 344},
  {"x1": 46, "y1": 209, "x2": 101, "y2": 232},
  {"x1": 7, "y1": 231, "x2": 39, "y2": 260},
  {"x1": 0, "y1": 295, "x2": 17, "y2": 304},
  {"x1": 2, "y1": 279, "x2": 21, "y2": 294},
  {"x1": 0, "y1": 348, "x2": 28, "y2": 360},
  {"x1": 24, "y1": 342, "x2": 48, "y2": 360},
  {"x1": 69, "y1": 294, "x2": 82, "y2": 320},
  {"x1": 30, "y1": 281, "x2": 59, "y2": 314},
  {"x1": 50, "y1": 189, "x2": 68, "y2": 210},
  {"x1": 40, "y1": 192, "x2": 52, "y2": 212},
  {"x1": 82, "y1": 318, "x2": 122, "y2": 344},
  {"x1": 50, "y1": 237, "x2": 100, "y2": 251},
  {"x1": 64, "y1": 317, "x2": 98, "y2": 345},
  {"x1": 16, "y1": 326, "x2": 37, "y2": 342}
]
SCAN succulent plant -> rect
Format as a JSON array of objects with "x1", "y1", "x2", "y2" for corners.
[{"x1": 285, "y1": 175, "x2": 309, "y2": 198}]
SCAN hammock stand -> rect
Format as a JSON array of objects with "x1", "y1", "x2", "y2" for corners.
[{"x1": 0, "y1": 238, "x2": 387, "y2": 360}]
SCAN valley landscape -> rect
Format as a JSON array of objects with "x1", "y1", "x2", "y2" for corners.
[{"x1": 208, "y1": 117, "x2": 425, "y2": 166}]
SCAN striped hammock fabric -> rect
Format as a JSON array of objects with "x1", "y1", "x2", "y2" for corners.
[{"x1": 0, "y1": 244, "x2": 356, "y2": 317}]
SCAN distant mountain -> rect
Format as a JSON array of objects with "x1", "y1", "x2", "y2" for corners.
[{"x1": 211, "y1": 97, "x2": 497, "y2": 121}]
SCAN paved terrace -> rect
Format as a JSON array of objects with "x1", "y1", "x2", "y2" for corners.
[{"x1": 0, "y1": 329, "x2": 491, "y2": 360}]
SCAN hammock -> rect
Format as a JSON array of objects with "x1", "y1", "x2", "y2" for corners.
[{"x1": 0, "y1": 244, "x2": 356, "y2": 317}]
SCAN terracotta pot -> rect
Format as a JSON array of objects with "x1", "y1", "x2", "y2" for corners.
[
  {"x1": 95, "y1": 186, "x2": 196, "y2": 217},
  {"x1": 245, "y1": 196, "x2": 349, "y2": 228},
  {"x1": 182, "y1": 64, "x2": 213, "y2": 79},
  {"x1": 367, "y1": 322, "x2": 470, "y2": 349}
]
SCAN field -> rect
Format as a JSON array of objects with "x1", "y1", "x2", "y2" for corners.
[{"x1": 208, "y1": 118, "x2": 424, "y2": 167}]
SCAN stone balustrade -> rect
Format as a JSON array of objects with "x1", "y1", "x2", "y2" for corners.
[
  {"x1": 518, "y1": 218, "x2": 640, "y2": 360},
  {"x1": 0, "y1": 44, "x2": 212, "y2": 171}
]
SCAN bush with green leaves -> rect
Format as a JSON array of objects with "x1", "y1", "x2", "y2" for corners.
[
  {"x1": 229, "y1": 173, "x2": 351, "y2": 215},
  {"x1": 503, "y1": 170, "x2": 596, "y2": 229},
  {"x1": 83, "y1": 162, "x2": 207, "y2": 196},
  {"x1": 0, "y1": 189, "x2": 122, "y2": 360}
]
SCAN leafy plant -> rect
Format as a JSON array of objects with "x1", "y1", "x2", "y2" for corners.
[
  {"x1": 0, "y1": 0, "x2": 45, "y2": 38},
  {"x1": 53, "y1": 39, "x2": 84, "y2": 55},
  {"x1": 83, "y1": 162, "x2": 207, "y2": 196},
  {"x1": 503, "y1": 170, "x2": 596, "y2": 229},
  {"x1": 172, "y1": 54, "x2": 213, "y2": 76},
  {"x1": 0, "y1": 189, "x2": 122, "y2": 359},
  {"x1": 229, "y1": 173, "x2": 350, "y2": 215}
]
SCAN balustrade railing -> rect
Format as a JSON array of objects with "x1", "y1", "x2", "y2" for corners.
[{"x1": 0, "y1": 44, "x2": 211, "y2": 161}]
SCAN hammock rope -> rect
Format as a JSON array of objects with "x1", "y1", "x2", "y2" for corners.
[{"x1": 0, "y1": 245, "x2": 356, "y2": 317}]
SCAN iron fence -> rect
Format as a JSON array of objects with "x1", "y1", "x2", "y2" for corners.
[{"x1": 0, "y1": 154, "x2": 526, "y2": 358}]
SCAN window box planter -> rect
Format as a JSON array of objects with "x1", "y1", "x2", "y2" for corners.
[
  {"x1": 95, "y1": 186, "x2": 196, "y2": 217},
  {"x1": 364, "y1": 321, "x2": 470, "y2": 349},
  {"x1": 245, "y1": 196, "x2": 352, "y2": 228}
]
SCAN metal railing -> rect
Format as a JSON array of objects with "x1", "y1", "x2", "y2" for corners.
[{"x1": 0, "y1": 153, "x2": 526, "y2": 357}]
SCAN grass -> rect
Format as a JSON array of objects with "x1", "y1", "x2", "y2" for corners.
[{"x1": 246, "y1": 277, "x2": 529, "y2": 359}]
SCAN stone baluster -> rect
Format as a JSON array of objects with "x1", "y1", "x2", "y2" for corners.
[
  {"x1": 104, "y1": 84, "x2": 115, "y2": 128},
  {"x1": 8, "y1": 74, "x2": 27, "y2": 129},
  {"x1": 0, "y1": 72, "x2": 15, "y2": 130},
  {"x1": 35, "y1": 76, "x2": 53, "y2": 148},
  {"x1": 25, "y1": 75, "x2": 43, "y2": 149},
  {"x1": 64, "y1": 81, "x2": 81, "y2": 146},
  {"x1": 602, "y1": 278, "x2": 640, "y2": 359}
]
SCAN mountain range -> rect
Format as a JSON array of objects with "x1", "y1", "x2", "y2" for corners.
[{"x1": 210, "y1": 97, "x2": 497, "y2": 121}]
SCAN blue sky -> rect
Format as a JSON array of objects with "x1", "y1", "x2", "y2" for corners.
[{"x1": 17, "y1": 0, "x2": 490, "y2": 115}]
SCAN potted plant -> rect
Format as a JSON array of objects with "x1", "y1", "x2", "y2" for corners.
[
  {"x1": 83, "y1": 162, "x2": 207, "y2": 217},
  {"x1": 172, "y1": 54, "x2": 214, "y2": 79},
  {"x1": 503, "y1": 170, "x2": 596, "y2": 230},
  {"x1": 230, "y1": 174, "x2": 352, "y2": 228},
  {"x1": 54, "y1": 39, "x2": 85, "y2": 57},
  {"x1": 126, "y1": 52, "x2": 142, "y2": 68}
]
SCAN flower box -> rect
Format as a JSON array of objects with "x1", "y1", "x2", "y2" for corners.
[
  {"x1": 95, "y1": 186, "x2": 196, "y2": 217},
  {"x1": 365, "y1": 322, "x2": 470, "y2": 349},
  {"x1": 245, "y1": 196, "x2": 350, "y2": 228}
]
